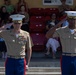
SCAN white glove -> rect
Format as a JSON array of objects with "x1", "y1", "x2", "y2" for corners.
[{"x1": 26, "y1": 65, "x2": 28, "y2": 70}]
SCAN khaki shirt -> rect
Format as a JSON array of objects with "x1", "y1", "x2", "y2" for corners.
[
  {"x1": 53, "y1": 26, "x2": 76, "y2": 53},
  {"x1": 0, "y1": 29, "x2": 33, "y2": 56}
]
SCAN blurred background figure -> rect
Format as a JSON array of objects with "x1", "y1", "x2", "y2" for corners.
[
  {"x1": 0, "y1": 38, "x2": 7, "y2": 59},
  {"x1": 18, "y1": 5, "x2": 29, "y2": 32},
  {"x1": 0, "y1": 6, "x2": 10, "y2": 26},
  {"x1": 58, "y1": 0, "x2": 71, "y2": 17},
  {"x1": 16, "y1": 0, "x2": 28, "y2": 13},
  {"x1": 45, "y1": 13, "x2": 60, "y2": 59},
  {"x1": 3, "y1": 0, "x2": 15, "y2": 14},
  {"x1": 46, "y1": 13, "x2": 59, "y2": 31}
]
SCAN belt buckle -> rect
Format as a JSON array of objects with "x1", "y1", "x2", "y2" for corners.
[
  {"x1": 71, "y1": 54, "x2": 75, "y2": 57},
  {"x1": 62, "y1": 53, "x2": 76, "y2": 57},
  {"x1": 15, "y1": 56, "x2": 25, "y2": 59},
  {"x1": 14, "y1": 57, "x2": 19, "y2": 59},
  {"x1": 8, "y1": 55, "x2": 25, "y2": 59}
]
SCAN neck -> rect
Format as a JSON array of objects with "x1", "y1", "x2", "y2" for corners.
[
  {"x1": 51, "y1": 19, "x2": 55, "y2": 22},
  {"x1": 69, "y1": 27, "x2": 76, "y2": 30},
  {"x1": 69, "y1": 24, "x2": 76, "y2": 29},
  {"x1": 13, "y1": 29, "x2": 20, "y2": 34}
]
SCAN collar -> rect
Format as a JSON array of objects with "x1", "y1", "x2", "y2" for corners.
[{"x1": 10, "y1": 29, "x2": 23, "y2": 36}]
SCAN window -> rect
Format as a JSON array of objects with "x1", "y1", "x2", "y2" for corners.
[
  {"x1": 44, "y1": 0, "x2": 52, "y2": 3},
  {"x1": 66, "y1": 0, "x2": 73, "y2": 5},
  {"x1": 43, "y1": 0, "x2": 73, "y2": 5}
]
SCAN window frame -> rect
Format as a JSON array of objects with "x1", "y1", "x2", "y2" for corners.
[{"x1": 43, "y1": 0, "x2": 73, "y2": 5}]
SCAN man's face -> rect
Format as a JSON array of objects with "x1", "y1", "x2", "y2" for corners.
[
  {"x1": 13, "y1": 22, "x2": 22, "y2": 30},
  {"x1": 68, "y1": 18, "x2": 76, "y2": 28},
  {"x1": 51, "y1": 14, "x2": 56, "y2": 19}
]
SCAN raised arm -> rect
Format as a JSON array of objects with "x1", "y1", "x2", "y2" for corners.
[
  {"x1": 0, "y1": 23, "x2": 13, "y2": 30},
  {"x1": 46, "y1": 17, "x2": 67, "y2": 39}
]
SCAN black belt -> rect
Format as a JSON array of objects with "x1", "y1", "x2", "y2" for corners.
[
  {"x1": 62, "y1": 53, "x2": 76, "y2": 57},
  {"x1": 7, "y1": 55, "x2": 25, "y2": 59}
]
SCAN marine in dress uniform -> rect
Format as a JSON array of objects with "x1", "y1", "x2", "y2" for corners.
[
  {"x1": 0, "y1": 14, "x2": 33, "y2": 75},
  {"x1": 46, "y1": 11, "x2": 76, "y2": 75}
]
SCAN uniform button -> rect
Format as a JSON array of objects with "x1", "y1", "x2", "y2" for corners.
[{"x1": 12, "y1": 40, "x2": 15, "y2": 42}]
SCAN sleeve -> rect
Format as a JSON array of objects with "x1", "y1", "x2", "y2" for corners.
[
  {"x1": 0, "y1": 30, "x2": 4, "y2": 38},
  {"x1": 53, "y1": 28, "x2": 61, "y2": 37},
  {"x1": 26, "y1": 33, "x2": 34, "y2": 50}
]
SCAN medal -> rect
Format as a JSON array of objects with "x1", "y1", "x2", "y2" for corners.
[{"x1": 74, "y1": 37, "x2": 76, "y2": 39}]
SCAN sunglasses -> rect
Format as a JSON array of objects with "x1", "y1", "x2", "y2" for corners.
[{"x1": 14, "y1": 23, "x2": 21, "y2": 24}]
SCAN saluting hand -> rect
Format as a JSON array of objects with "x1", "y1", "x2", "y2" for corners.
[
  {"x1": 0, "y1": 23, "x2": 13, "y2": 30},
  {"x1": 50, "y1": 17, "x2": 67, "y2": 29},
  {"x1": 56, "y1": 17, "x2": 67, "y2": 28}
]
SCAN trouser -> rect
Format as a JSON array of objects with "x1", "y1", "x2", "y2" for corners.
[
  {"x1": 46, "y1": 38, "x2": 60, "y2": 53},
  {"x1": 62, "y1": 55, "x2": 76, "y2": 75},
  {"x1": 5, "y1": 58, "x2": 26, "y2": 75}
]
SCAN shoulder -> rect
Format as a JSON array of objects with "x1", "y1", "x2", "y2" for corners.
[
  {"x1": 5, "y1": 30, "x2": 12, "y2": 33},
  {"x1": 0, "y1": 30, "x2": 10, "y2": 34},
  {"x1": 21, "y1": 30, "x2": 30, "y2": 35},
  {"x1": 56, "y1": 26, "x2": 68, "y2": 32},
  {"x1": 61, "y1": 26, "x2": 68, "y2": 29}
]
